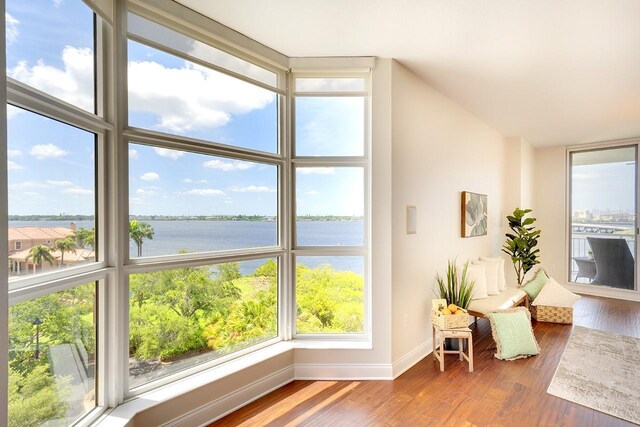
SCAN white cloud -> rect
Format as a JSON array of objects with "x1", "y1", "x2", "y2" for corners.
[
  {"x1": 153, "y1": 147, "x2": 184, "y2": 159},
  {"x1": 183, "y1": 178, "x2": 193, "y2": 183},
  {"x1": 7, "y1": 161, "x2": 22, "y2": 171},
  {"x1": 203, "y1": 159, "x2": 253, "y2": 171},
  {"x1": 127, "y1": 59, "x2": 274, "y2": 133},
  {"x1": 46, "y1": 180, "x2": 74, "y2": 187},
  {"x1": 8, "y1": 181, "x2": 49, "y2": 190},
  {"x1": 5, "y1": 13, "x2": 19, "y2": 45},
  {"x1": 297, "y1": 167, "x2": 335, "y2": 175},
  {"x1": 129, "y1": 149, "x2": 139, "y2": 159},
  {"x1": 30, "y1": 144, "x2": 67, "y2": 159},
  {"x1": 136, "y1": 188, "x2": 159, "y2": 197},
  {"x1": 229, "y1": 185, "x2": 275, "y2": 193},
  {"x1": 141, "y1": 172, "x2": 160, "y2": 181},
  {"x1": 7, "y1": 105, "x2": 22, "y2": 120},
  {"x1": 24, "y1": 191, "x2": 40, "y2": 197},
  {"x1": 8, "y1": 46, "x2": 94, "y2": 111},
  {"x1": 53, "y1": 0, "x2": 63, "y2": 6},
  {"x1": 8, "y1": 149, "x2": 22, "y2": 158},
  {"x1": 183, "y1": 178, "x2": 208, "y2": 183},
  {"x1": 63, "y1": 188, "x2": 93, "y2": 195},
  {"x1": 184, "y1": 188, "x2": 226, "y2": 196},
  {"x1": 305, "y1": 190, "x2": 320, "y2": 195}
]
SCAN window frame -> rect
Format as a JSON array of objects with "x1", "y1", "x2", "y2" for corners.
[
  {"x1": 290, "y1": 71, "x2": 371, "y2": 339},
  {"x1": 565, "y1": 139, "x2": 640, "y2": 297},
  {"x1": 2, "y1": 1, "x2": 373, "y2": 421}
]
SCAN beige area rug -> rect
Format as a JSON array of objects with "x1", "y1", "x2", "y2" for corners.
[{"x1": 547, "y1": 326, "x2": 640, "y2": 424}]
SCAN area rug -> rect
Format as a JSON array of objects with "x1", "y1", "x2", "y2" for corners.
[{"x1": 547, "y1": 326, "x2": 640, "y2": 424}]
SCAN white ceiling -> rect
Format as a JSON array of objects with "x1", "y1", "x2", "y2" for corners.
[{"x1": 174, "y1": 0, "x2": 640, "y2": 147}]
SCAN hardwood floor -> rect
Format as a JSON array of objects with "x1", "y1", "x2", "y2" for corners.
[{"x1": 211, "y1": 296, "x2": 640, "y2": 426}]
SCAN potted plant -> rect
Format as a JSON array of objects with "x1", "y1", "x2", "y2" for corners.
[
  {"x1": 434, "y1": 260, "x2": 476, "y2": 350},
  {"x1": 502, "y1": 208, "x2": 542, "y2": 287}
]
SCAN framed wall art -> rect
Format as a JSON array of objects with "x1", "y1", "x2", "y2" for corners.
[{"x1": 462, "y1": 191, "x2": 487, "y2": 237}]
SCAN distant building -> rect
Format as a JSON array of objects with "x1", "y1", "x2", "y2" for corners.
[{"x1": 8, "y1": 224, "x2": 94, "y2": 275}]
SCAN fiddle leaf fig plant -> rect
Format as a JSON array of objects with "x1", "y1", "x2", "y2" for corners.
[{"x1": 502, "y1": 208, "x2": 541, "y2": 287}]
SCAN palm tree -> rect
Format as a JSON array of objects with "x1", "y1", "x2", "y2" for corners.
[
  {"x1": 54, "y1": 237, "x2": 77, "y2": 266},
  {"x1": 25, "y1": 245, "x2": 55, "y2": 274},
  {"x1": 129, "y1": 220, "x2": 154, "y2": 257},
  {"x1": 72, "y1": 227, "x2": 95, "y2": 250}
]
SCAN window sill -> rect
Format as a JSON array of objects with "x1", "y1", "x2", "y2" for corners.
[{"x1": 94, "y1": 338, "x2": 372, "y2": 426}]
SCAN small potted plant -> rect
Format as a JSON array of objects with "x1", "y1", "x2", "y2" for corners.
[{"x1": 434, "y1": 260, "x2": 476, "y2": 349}]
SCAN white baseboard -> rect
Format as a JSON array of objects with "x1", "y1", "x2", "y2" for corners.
[
  {"x1": 294, "y1": 362, "x2": 393, "y2": 380},
  {"x1": 165, "y1": 365, "x2": 295, "y2": 427},
  {"x1": 392, "y1": 339, "x2": 432, "y2": 379}
]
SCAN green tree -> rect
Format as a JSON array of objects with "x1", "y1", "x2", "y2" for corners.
[
  {"x1": 54, "y1": 237, "x2": 77, "y2": 266},
  {"x1": 8, "y1": 365, "x2": 69, "y2": 427},
  {"x1": 502, "y1": 208, "x2": 542, "y2": 286},
  {"x1": 129, "y1": 220, "x2": 154, "y2": 257},
  {"x1": 25, "y1": 245, "x2": 54, "y2": 274},
  {"x1": 72, "y1": 227, "x2": 95, "y2": 250}
]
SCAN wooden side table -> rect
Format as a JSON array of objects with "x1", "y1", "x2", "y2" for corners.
[{"x1": 432, "y1": 325, "x2": 473, "y2": 372}]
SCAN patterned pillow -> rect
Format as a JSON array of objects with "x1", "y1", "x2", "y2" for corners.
[
  {"x1": 532, "y1": 278, "x2": 580, "y2": 307},
  {"x1": 486, "y1": 307, "x2": 540, "y2": 361},
  {"x1": 520, "y1": 269, "x2": 549, "y2": 300}
]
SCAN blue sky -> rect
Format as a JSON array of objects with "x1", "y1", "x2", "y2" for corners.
[
  {"x1": 572, "y1": 161, "x2": 635, "y2": 214},
  {"x1": 6, "y1": 0, "x2": 365, "y2": 217}
]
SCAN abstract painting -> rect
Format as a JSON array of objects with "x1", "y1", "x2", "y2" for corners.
[{"x1": 462, "y1": 191, "x2": 487, "y2": 237}]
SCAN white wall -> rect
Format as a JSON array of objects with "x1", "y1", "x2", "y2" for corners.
[
  {"x1": 534, "y1": 146, "x2": 567, "y2": 282},
  {"x1": 390, "y1": 60, "x2": 510, "y2": 364},
  {"x1": 503, "y1": 137, "x2": 536, "y2": 285}
]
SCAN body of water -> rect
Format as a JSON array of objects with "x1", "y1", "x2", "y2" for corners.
[{"x1": 9, "y1": 220, "x2": 365, "y2": 275}]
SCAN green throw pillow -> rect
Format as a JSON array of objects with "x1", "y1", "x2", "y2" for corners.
[
  {"x1": 486, "y1": 307, "x2": 540, "y2": 360},
  {"x1": 520, "y1": 269, "x2": 549, "y2": 300}
]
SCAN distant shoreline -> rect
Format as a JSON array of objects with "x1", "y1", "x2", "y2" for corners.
[{"x1": 9, "y1": 215, "x2": 364, "y2": 222}]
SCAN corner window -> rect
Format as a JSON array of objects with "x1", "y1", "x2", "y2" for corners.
[{"x1": 293, "y1": 74, "x2": 369, "y2": 335}]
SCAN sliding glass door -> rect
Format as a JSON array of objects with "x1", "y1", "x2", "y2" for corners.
[{"x1": 569, "y1": 146, "x2": 637, "y2": 290}]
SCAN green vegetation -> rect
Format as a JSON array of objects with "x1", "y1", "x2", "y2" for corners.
[
  {"x1": 502, "y1": 207, "x2": 542, "y2": 287},
  {"x1": 129, "y1": 219, "x2": 154, "y2": 257},
  {"x1": 434, "y1": 260, "x2": 476, "y2": 309},
  {"x1": 8, "y1": 283, "x2": 95, "y2": 426},
  {"x1": 8, "y1": 254, "x2": 364, "y2": 423},
  {"x1": 25, "y1": 245, "x2": 54, "y2": 274},
  {"x1": 9, "y1": 214, "x2": 365, "y2": 222}
]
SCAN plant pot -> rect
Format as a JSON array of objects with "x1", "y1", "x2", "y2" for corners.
[{"x1": 444, "y1": 337, "x2": 468, "y2": 351}]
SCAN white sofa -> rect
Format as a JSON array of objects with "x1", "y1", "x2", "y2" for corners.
[{"x1": 466, "y1": 287, "x2": 527, "y2": 319}]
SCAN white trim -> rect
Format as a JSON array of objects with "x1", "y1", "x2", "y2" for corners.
[
  {"x1": 97, "y1": 342, "x2": 294, "y2": 426},
  {"x1": 0, "y1": 2, "x2": 8, "y2": 425},
  {"x1": 294, "y1": 362, "x2": 393, "y2": 380},
  {"x1": 162, "y1": 366, "x2": 295, "y2": 427},
  {"x1": 290, "y1": 56, "x2": 376, "y2": 71},
  {"x1": 392, "y1": 340, "x2": 433, "y2": 379},
  {"x1": 128, "y1": 0, "x2": 288, "y2": 74},
  {"x1": 565, "y1": 282, "x2": 640, "y2": 302}
]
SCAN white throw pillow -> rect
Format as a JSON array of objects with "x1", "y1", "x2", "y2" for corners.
[
  {"x1": 480, "y1": 256, "x2": 507, "y2": 291},
  {"x1": 472, "y1": 260, "x2": 500, "y2": 295},
  {"x1": 532, "y1": 278, "x2": 581, "y2": 307},
  {"x1": 465, "y1": 263, "x2": 489, "y2": 299}
]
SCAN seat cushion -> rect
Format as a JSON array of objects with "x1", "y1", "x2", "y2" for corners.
[
  {"x1": 465, "y1": 262, "x2": 488, "y2": 299},
  {"x1": 467, "y1": 287, "x2": 527, "y2": 315},
  {"x1": 480, "y1": 256, "x2": 507, "y2": 291},
  {"x1": 472, "y1": 260, "x2": 500, "y2": 295}
]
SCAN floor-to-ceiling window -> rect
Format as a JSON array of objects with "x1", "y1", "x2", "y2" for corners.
[
  {"x1": 3, "y1": 2, "x2": 372, "y2": 422},
  {"x1": 6, "y1": 0, "x2": 103, "y2": 425},
  {"x1": 569, "y1": 145, "x2": 637, "y2": 291}
]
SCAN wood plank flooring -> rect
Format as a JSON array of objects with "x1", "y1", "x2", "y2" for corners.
[{"x1": 211, "y1": 296, "x2": 640, "y2": 426}]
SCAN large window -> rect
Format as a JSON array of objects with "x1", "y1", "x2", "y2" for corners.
[
  {"x1": 293, "y1": 74, "x2": 369, "y2": 335},
  {"x1": 569, "y1": 146, "x2": 637, "y2": 290},
  {"x1": 5, "y1": 1, "x2": 104, "y2": 425},
  {"x1": 128, "y1": 259, "x2": 278, "y2": 389},
  {"x1": 3, "y1": 2, "x2": 371, "y2": 422},
  {"x1": 125, "y1": 14, "x2": 286, "y2": 394},
  {"x1": 128, "y1": 143, "x2": 278, "y2": 258}
]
